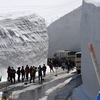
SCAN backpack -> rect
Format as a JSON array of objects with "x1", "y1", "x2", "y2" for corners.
[{"x1": 31, "y1": 69, "x2": 35, "y2": 74}]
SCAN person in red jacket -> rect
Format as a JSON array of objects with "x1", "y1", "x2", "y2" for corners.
[
  {"x1": 25, "y1": 65, "x2": 30, "y2": 81},
  {"x1": 48, "y1": 60, "x2": 54, "y2": 73}
]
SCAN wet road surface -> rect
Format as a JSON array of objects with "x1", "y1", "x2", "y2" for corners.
[
  {"x1": 0, "y1": 69, "x2": 80, "y2": 100},
  {"x1": 9, "y1": 74, "x2": 75, "y2": 100},
  {"x1": 47, "y1": 75, "x2": 82, "y2": 100}
]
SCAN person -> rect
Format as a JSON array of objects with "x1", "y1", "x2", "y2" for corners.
[
  {"x1": 17, "y1": 67, "x2": 21, "y2": 82},
  {"x1": 48, "y1": 60, "x2": 54, "y2": 73},
  {"x1": 67, "y1": 60, "x2": 71, "y2": 73},
  {"x1": 34, "y1": 67, "x2": 37, "y2": 79},
  {"x1": 71, "y1": 60, "x2": 75, "y2": 70},
  {"x1": 7, "y1": 66, "x2": 11, "y2": 82},
  {"x1": 42, "y1": 64, "x2": 47, "y2": 77},
  {"x1": 61, "y1": 61, "x2": 66, "y2": 70},
  {"x1": 25, "y1": 65, "x2": 30, "y2": 81},
  {"x1": 20, "y1": 66, "x2": 25, "y2": 81},
  {"x1": 38, "y1": 65, "x2": 43, "y2": 83},
  {"x1": 53, "y1": 58, "x2": 59, "y2": 67},
  {"x1": 29, "y1": 66, "x2": 33, "y2": 80},
  {"x1": 30, "y1": 66, "x2": 36, "y2": 83},
  {"x1": 10, "y1": 67, "x2": 16, "y2": 84}
]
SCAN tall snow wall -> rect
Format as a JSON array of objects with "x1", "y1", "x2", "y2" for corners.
[
  {"x1": 47, "y1": 7, "x2": 81, "y2": 58},
  {"x1": 72, "y1": 0, "x2": 100, "y2": 100},
  {"x1": 0, "y1": 13, "x2": 48, "y2": 81}
]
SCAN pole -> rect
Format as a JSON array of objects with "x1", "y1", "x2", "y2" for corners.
[{"x1": 88, "y1": 43, "x2": 100, "y2": 86}]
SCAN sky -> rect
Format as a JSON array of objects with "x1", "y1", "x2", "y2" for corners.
[
  {"x1": 0, "y1": 0, "x2": 82, "y2": 26},
  {"x1": 0, "y1": 0, "x2": 68, "y2": 7}
]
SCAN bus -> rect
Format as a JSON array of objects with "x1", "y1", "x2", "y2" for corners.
[
  {"x1": 54, "y1": 50, "x2": 70, "y2": 59},
  {"x1": 67, "y1": 51, "x2": 76, "y2": 61},
  {"x1": 75, "y1": 52, "x2": 81, "y2": 73},
  {"x1": 55, "y1": 50, "x2": 76, "y2": 61}
]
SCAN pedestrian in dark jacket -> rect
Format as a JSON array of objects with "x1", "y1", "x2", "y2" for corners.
[
  {"x1": 38, "y1": 65, "x2": 43, "y2": 83},
  {"x1": 29, "y1": 66, "x2": 33, "y2": 81},
  {"x1": 10, "y1": 67, "x2": 16, "y2": 84},
  {"x1": 21, "y1": 66, "x2": 25, "y2": 81},
  {"x1": 7, "y1": 66, "x2": 11, "y2": 82},
  {"x1": 17, "y1": 67, "x2": 21, "y2": 82},
  {"x1": 42, "y1": 64, "x2": 47, "y2": 77}
]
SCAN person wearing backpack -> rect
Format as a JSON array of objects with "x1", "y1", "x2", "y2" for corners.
[{"x1": 30, "y1": 66, "x2": 36, "y2": 83}]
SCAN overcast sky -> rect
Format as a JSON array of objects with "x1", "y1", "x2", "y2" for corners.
[
  {"x1": 0, "y1": 0, "x2": 82, "y2": 26},
  {"x1": 0, "y1": 0, "x2": 68, "y2": 7}
]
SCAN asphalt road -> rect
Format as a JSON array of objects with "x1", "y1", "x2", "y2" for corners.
[
  {"x1": 47, "y1": 75, "x2": 82, "y2": 100},
  {"x1": 0, "y1": 68, "x2": 82, "y2": 100}
]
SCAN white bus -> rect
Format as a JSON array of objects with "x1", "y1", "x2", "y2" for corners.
[
  {"x1": 75, "y1": 52, "x2": 81, "y2": 73},
  {"x1": 67, "y1": 51, "x2": 76, "y2": 61},
  {"x1": 55, "y1": 50, "x2": 70, "y2": 58},
  {"x1": 55, "y1": 50, "x2": 76, "y2": 61}
]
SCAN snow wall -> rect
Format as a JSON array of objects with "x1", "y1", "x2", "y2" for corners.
[
  {"x1": 0, "y1": 13, "x2": 48, "y2": 81},
  {"x1": 72, "y1": 0, "x2": 100, "y2": 100},
  {"x1": 47, "y1": 7, "x2": 81, "y2": 58}
]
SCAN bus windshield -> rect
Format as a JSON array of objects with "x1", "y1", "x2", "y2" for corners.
[{"x1": 76, "y1": 54, "x2": 81, "y2": 58}]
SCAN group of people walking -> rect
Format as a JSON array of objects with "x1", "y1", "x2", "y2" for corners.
[
  {"x1": 7, "y1": 58, "x2": 75, "y2": 84},
  {"x1": 7, "y1": 64, "x2": 47, "y2": 84},
  {"x1": 47, "y1": 57, "x2": 75, "y2": 73}
]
